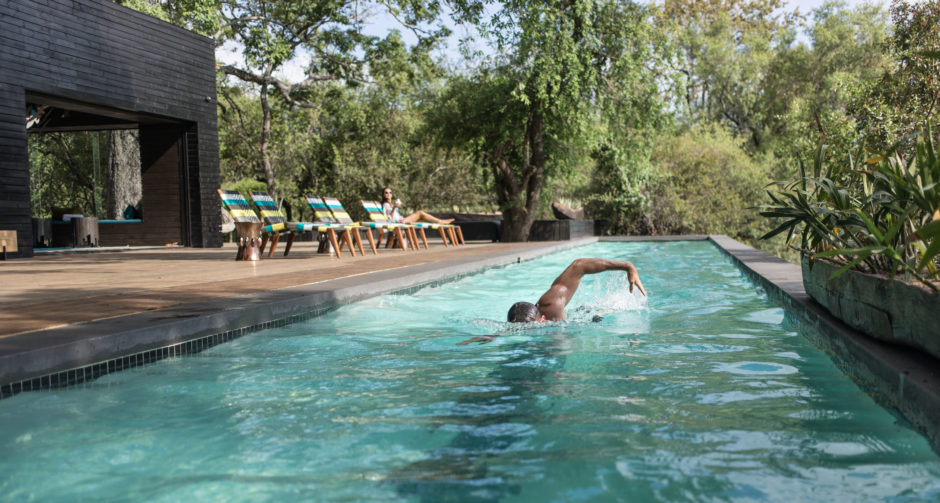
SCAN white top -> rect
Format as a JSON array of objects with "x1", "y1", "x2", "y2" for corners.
[{"x1": 382, "y1": 201, "x2": 402, "y2": 222}]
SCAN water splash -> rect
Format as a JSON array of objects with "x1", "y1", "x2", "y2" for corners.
[{"x1": 571, "y1": 272, "x2": 649, "y2": 319}]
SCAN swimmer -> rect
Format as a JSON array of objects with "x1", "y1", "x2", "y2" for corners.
[{"x1": 458, "y1": 258, "x2": 646, "y2": 345}]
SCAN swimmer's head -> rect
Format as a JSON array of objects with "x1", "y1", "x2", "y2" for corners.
[{"x1": 507, "y1": 301, "x2": 541, "y2": 323}]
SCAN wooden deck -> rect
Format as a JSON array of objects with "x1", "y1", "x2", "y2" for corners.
[{"x1": 0, "y1": 240, "x2": 545, "y2": 338}]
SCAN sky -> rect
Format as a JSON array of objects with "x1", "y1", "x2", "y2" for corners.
[{"x1": 217, "y1": 0, "x2": 885, "y2": 84}]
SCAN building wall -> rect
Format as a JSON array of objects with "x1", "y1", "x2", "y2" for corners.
[
  {"x1": 0, "y1": 0, "x2": 221, "y2": 256},
  {"x1": 0, "y1": 84, "x2": 30, "y2": 255},
  {"x1": 138, "y1": 125, "x2": 184, "y2": 245}
]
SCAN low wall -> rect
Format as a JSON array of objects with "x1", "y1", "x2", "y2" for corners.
[{"x1": 528, "y1": 220, "x2": 594, "y2": 241}]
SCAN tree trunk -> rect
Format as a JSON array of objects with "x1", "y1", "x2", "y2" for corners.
[
  {"x1": 259, "y1": 78, "x2": 278, "y2": 201},
  {"x1": 499, "y1": 111, "x2": 545, "y2": 242},
  {"x1": 106, "y1": 129, "x2": 142, "y2": 219}
]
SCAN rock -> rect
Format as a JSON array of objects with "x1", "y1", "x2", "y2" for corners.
[{"x1": 551, "y1": 202, "x2": 585, "y2": 220}]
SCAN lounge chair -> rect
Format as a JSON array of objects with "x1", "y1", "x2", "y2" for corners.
[
  {"x1": 303, "y1": 195, "x2": 375, "y2": 256},
  {"x1": 413, "y1": 218, "x2": 464, "y2": 246},
  {"x1": 218, "y1": 189, "x2": 346, "y2": 259},
  {"x1": 357, "y1": 200, "x2": 429, "y2": 250},
  {"x1": 363, "y1": 200, "x2": 462, "y2": 248},
  {"x1": 323, "y1": 197, "x2": 427, "y2": 250},
  {"x1": 311, "y1": 196, "x2": 378, "y2": 255},
  {"x1": 218, "y1": 189, "x2": 276, "y2": 254},
  {"x1": 372, "y1": 200, "x2": 464, "y2": 246},
  {"x1": 248, "y1": 191, "x2": 358, "y2": 258}
]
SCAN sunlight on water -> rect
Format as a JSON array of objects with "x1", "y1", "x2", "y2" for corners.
[{"x1": 1, "y1": 241, "x2": 939, "y2": 502}]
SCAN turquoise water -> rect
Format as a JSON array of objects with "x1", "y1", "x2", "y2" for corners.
[{"x1": 1, "y1": 241, "x2": 939, "y2": 502}]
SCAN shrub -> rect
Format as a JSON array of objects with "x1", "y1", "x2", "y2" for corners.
[
  {"x1": 584, "y1": 143, "x2": 655, "y2": 235},
  {"x1": 648, "y1": 126, "x2": 771, "y2": 240},
  {"x1": 760, "y1": 126, "x2": 940, "y2": 289}
]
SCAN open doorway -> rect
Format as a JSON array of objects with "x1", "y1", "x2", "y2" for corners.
[
  {"x1": 26, "y1": 93, "x2": 191, "y2": 249},
  {"x1": 28, "y1": 127, "x2": 143, "y2": 243}
]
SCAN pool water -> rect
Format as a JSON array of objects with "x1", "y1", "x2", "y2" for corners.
[{"x1": 1, "y1": 241, "x2": 939, "y2": 501}]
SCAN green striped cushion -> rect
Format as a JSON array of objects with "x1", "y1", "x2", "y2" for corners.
[
  {"x1": 250, "y1": 192, "x2": 287, "y2": 226},
  {"x1": 306, "y1": 195, "x2": 340, "y2": 224},
  {"x1": 323, "y1": 197, "x2": 355, "y2": 225},
  {"x1": 218, "y1": 190, "x2": 261, "y2": 223},
  {"x1": 361, "y1": 200, "x2": 389, "y2": 222}
]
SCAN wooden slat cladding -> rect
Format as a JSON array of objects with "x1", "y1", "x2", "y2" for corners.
[
  {"x1": 0, "y1": 84, "x2": 31, "y2": 257},
  {"x1": 0, "y1": 0, "x2": 216, "y2": 118},
  {"x1": 0, "y1": 0, "x2": 221, "y2": 256},
  {"x1": 138, "y1": 125, "x2": 183, "y2": 246}
]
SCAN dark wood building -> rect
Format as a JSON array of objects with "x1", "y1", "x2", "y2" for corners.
[{"x1": 0, "y1": 0, "x2": 221, "y2": 257}]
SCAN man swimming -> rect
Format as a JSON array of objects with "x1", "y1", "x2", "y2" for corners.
[
  {"x1": 458, "y1": 258, "x2": 646, "y2": 344},
  {"x1": 508, "y1": 258, "x2": 646, "y2": 322}
]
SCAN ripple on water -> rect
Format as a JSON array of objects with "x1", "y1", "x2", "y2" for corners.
[
  {"x1": 714, "y1": 361, "x2": 799, "y2": 375},
  {"x1": 641, "y1": 343, "x2": 751, "y2": 354},
  {"x1": 742, "y1": 308, "x2": 785, "y2": 325}
]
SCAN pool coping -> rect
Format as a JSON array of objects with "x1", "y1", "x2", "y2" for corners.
[{"x1": 2, "y1": 234, "x2": 938, "y2": 450}]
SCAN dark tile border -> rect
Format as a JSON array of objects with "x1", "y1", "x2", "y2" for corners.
[
  {"x1": 0, "y1": 241, "x2": 589, "y2": 399},
  {"x1": 0, "y1": 305, "x2": 335, "y2": 399}
]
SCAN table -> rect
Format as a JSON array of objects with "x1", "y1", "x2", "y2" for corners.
[{"x1": 235, "y1": 221, "x2": 263, "y2": 261}]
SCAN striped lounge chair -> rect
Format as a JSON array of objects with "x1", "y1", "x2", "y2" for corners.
[
  {"x1": 359, "y1": 200, "x2": 426, "y2": 250},
  {"x1": 363, "y1": 200, "x2": 463, "y2": 248},
  {"x1": 303, "y1": 195, "x2": 375, "y2": 256},
  {"x1": 320, "y1": 196, "x2": 419, "y2": 252},
  {"x1": 248, "y1": 191, "x2": 355, "y2": 258},
  {"x1": 219, "y1": 189, "x2": 281, "y2": 255}
]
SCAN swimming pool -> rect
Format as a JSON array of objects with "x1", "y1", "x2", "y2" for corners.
[{"x1": 1, "y1": 241, "x2": 938, "y2": 501}]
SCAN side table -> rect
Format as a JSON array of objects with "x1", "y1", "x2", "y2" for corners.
[{"x1": 235, "y1": 222, "x2": 263, "y2": 261}]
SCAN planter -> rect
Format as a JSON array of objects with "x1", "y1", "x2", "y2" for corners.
[{"x1": 802, "y1": 257, "x2": 940, "y2": 359}]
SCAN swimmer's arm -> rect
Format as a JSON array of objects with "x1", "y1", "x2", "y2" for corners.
[
  {"x1": 457, "y1": 335, "x2": 498, "y2": 345},
  {"x1": 557, "y1": 258, "x2": 646, "y2": 297}
]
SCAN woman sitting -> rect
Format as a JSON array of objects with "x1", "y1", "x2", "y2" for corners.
[{"x1": 380, "y1": 187, "x2": 454, "y2": 224}]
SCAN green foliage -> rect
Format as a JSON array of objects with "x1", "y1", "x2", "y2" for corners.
[
  {"x1": 851, "y1": 0, "x2": 940, "y2": 152},
  {"x1": 28, "y1": 132, "x2": 109, "y2": 219},
  {"x1": 112, "y1": 0, "x2": 171, "y2": 21},
  {"x1": 583, "y1": 143, "x2": 655, "y2": 235},
  {"x1": 111, "y1": 0, "x2": 940, "y2": 261},
  {"x1": 218, "y1": 79, "x2": 493, "y2": 223},
  {"x1": 431, "y1": 0, "x2": 667, "y2": 241},
  {"x1": 584, "y1": 126, "x2": 771, "y2": 241},
  {"x1": 658, "y1": 0, "x2": 799, "y2": 149},
  {"x1": 760, "y1": 127, "x2": 940, "y2": 288},
  {"x1": 649, "y1": 125, "x2": 770, "y2": 240},
  {"x1": 766, "y1": 0, "x2": 890, "y2": 176}
]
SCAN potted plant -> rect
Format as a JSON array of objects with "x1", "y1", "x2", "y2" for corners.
[{"x1": 760, "y1": 126, "x2": 940, "y2": 358}]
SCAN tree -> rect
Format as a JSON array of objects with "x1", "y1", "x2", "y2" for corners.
[
  {"x1": 142, "y1": 0, "x2": 479, "y2": 202},
  {"x1": 433, "y1": 0, "x2": 609, "y2": 241},
  {"x1": 658, "y1": 0, "x2": 891, "y2": 175},
  {"x1": 430, "y1": 68, "x2": 530, "y2": 238},
  {"x1": 584, "y1": 0, "x2": 669, "y2": 234},
  {"x1": 852, "y1": 0, "x2": 940, "y2": 151},
  {"x1": 764, "y1": 0, "x2": 890, "y2": 175},
  {"x1": 658, "y1": 0, "x2": 803, "y2": 150},
  {"x1": 106, "y1": 130, "x2": 142, "y2": 219}
]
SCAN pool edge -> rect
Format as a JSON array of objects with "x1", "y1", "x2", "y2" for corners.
[
  {"x1": 4, "y1": 234, "x2": 939, "y2": 453},
  {"x1": 707, "y1": 234, "x2": 940, "y2": 449},
  {"x1": 0, "y1": 238, "x2": 598, "y2": 396}
]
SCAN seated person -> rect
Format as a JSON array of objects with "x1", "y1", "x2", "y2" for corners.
[{"x1": 381, "y1": 187, "x2": 454, "y2": 224}]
